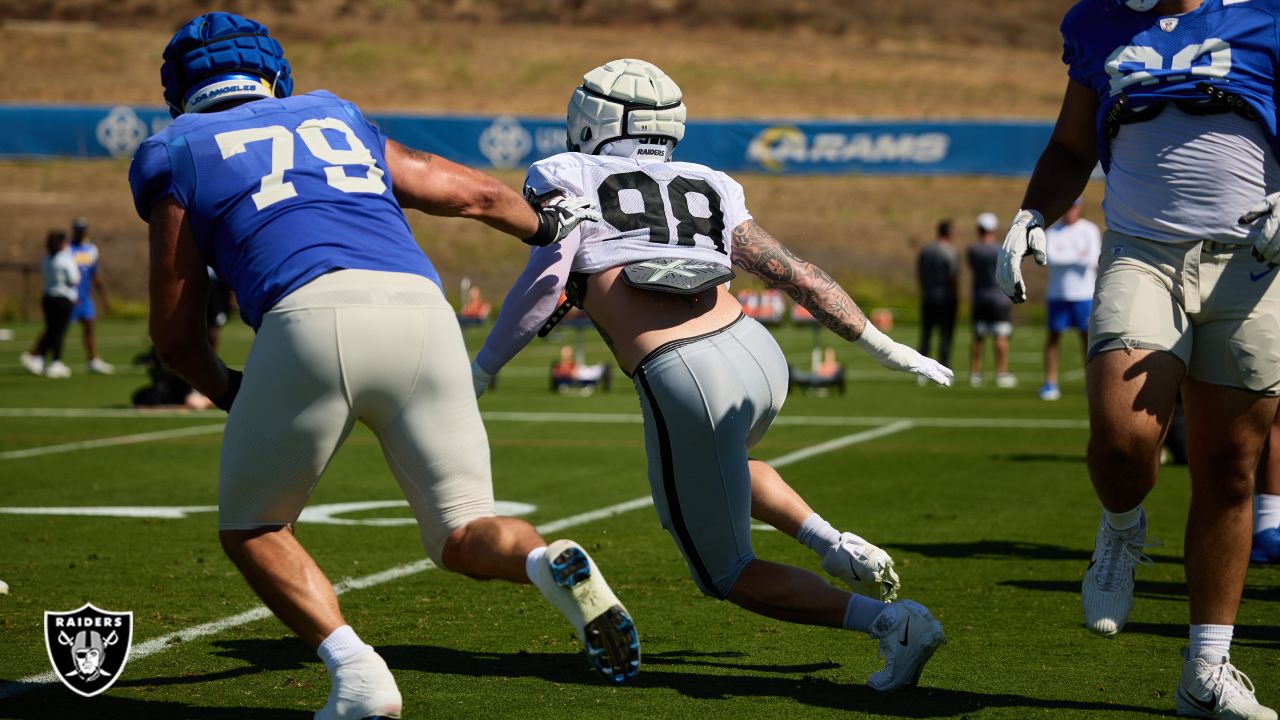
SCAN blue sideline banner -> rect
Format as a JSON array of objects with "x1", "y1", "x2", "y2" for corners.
[{"x1": 0, "y1": 104, "x2": 1053, "y2": 176}]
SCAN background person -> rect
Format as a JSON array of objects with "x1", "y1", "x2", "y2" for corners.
[
  {"x1": 917, "y1": 218, "x2": 958, "y2": 370},
  {"x1": 968, "y1": 212, "x2": 1015, "y2": 388},
  {"x1": 1254, "y1": 410, "x2": 1280, "y2": 564},
  {"x1": 1040, "y1": 198, "x2": 1100, "y2": 401},
  {"x1": 20, "y1": 230, "x2": 79, "y2": 378},
  {"x1": 67, "y1": 217, "x2": 113, "y2": 374}
]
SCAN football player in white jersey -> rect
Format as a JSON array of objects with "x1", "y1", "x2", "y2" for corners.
[
  {"x1": 473, "y1": 59, "x2": 953, "y2": 692},
  {"x1": 999, "y1": 1, "x2": 1280, "y2": 717}
]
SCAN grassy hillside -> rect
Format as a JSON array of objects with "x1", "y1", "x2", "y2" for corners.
[{"x1": 0, "y1": 3, "x2": 1086, "y2": 316}]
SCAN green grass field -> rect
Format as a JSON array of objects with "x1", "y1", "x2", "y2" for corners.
[{"x1": 0, "y1": 318, "x2": 1276, "y2": 719}]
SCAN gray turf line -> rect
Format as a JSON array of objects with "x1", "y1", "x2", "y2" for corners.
[{"x1": 0, "y1": 422, "x2": 912, "y2": 699}]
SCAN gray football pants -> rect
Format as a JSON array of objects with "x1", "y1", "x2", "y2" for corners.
[{"x1": 632, "y1": 315, "x2": 788, "y2": 598}]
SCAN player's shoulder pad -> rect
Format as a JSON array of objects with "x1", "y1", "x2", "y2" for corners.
[
  {"x1": 1229, "y1": 0, "x2": 1280, "y2": 16},
  {"x1": 128, "y1": 138, "x2": 177, "y2": 221},
  {"x1": 525, "y1": 152, "x2": 587, "y2": 197}
]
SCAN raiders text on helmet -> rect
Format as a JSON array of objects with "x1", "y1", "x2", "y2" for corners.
[
  {"x1": 161, "y1": 12, "x2": 293, "y2": 118},
  {"x1": 567, "y1": 59, "x2": 686, "y2": 155}
]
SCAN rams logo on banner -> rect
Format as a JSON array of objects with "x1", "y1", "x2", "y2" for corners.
[{"x1": 44, "y1": 603, "x2": 133, "y2": 697}]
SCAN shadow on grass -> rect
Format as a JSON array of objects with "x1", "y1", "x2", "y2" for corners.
[
  {"x1": 0, "y1": 692, "x2": 309, "y2": 719},
  {"x1": 892, "y1": 539, "x2": 1181, "y2": 565},
  {"x1": 1122, "y1": 622, "x2": 1280, "y2": 649},
  {"x1": 1001, "y1": 579, "x2": 1276, "y2": 603},
  {"x1": 993, "y1": 453, "x2": 1087, "y2": 464},
  {"x1": 378, "y1": 644, "x2": 1165, "y2": 717}
]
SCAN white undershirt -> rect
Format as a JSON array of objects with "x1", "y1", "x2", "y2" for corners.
[{"x1": 1104, "y1": 106, "x2": 1280, "y2": 244}]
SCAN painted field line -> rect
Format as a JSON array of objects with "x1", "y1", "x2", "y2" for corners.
[
  {"x1": 0, "y1": 421, "x2": 909, "y2": 700},
  {"x1": 0, "y1": 424, "x2": 225, "y2": 461}
]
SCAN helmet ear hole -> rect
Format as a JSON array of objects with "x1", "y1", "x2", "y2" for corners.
[{"x1": 580, "y1": 127, "x2": 592, "y2": 142}]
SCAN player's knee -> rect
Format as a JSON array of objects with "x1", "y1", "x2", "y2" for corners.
[
  {"x1": 1087, "y1": 432, "x2": 1158, "y2": 477},
  {"x1": 218, "y1": 525, "x2": 286, "y2": 562}
]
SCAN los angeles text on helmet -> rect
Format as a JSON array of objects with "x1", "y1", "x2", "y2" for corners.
[{"x1": 52, "y1": 616, "x2": 125, "y2": 628}]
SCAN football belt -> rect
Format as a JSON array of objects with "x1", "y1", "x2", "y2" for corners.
[
  {"x1": 537, "y1": 259, "x2": 734, "y2": 337},
  {"x1": 1105, "y1": 82, "x2": 1259, "y2": 138}
]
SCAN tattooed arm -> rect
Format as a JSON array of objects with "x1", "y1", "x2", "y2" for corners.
[
  {"x1": 730, "y1": 219, "x2": 869, "y2": 341},
  {"x1": 731, "y1": 219, "x2": 954, "y2": 386}
]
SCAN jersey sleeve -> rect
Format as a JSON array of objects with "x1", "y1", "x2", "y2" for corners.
[
  {"x1": 524, "y1": 154, "x2": 588, "y2": 199},
  {"x1": 1059, "y1": 3, "x2": 1088, "y2": 86},
  {"x1": 717, "y1": 171, "x2": 753, "y2": 232},
  {"x1": 128, "y1": 139, "x2": 181, "y2": 221},
  {"x1": 474, "y1": 229, "x2": 582, "y2": 375}
]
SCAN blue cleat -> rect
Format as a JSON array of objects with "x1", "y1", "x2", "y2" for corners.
[{"x1": 1251, "y1": 527, "x2": 1280, "y2": 564}]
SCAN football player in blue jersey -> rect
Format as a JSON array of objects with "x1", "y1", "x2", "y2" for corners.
[
  {"x1": 129, "y1": 13, "x2": 639, "y2": 718},
  {"x1": 999, "y1": 1, "x2": 1279, "y2": 717}
]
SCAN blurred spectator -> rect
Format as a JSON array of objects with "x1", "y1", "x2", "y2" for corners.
[
  {"x1": 68, "y1": 217, "x2": 113, "y2": 374},
  {"x1": 917, "y1": 219, "x2": 958, "y2": 370},
  {"x1": 736, "y1": 289, "x2": 784, "y2": 325},
  {"x1": 19, "y1": 231, "x2": 79, "y2": 378},
  {"x1": 1040, "y1": 199, "x2": 1100, "y2": 401},
  {"x1": 458, "y1": 286, "x2": 492, "y2": 327},
  {"x1": 789, "y1": 346, "x2": 845, "y2": 396},
  {"x1": 967, "y1": 212, "x2": 1016, "y2": 388},
  {"x1": 550, "y1": 345, "x2": 611, "y2": 394}
]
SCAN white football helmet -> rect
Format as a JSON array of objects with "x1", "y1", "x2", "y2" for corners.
[{"x1": 567, "y1": 58, "x2": 686, "y2": 155}]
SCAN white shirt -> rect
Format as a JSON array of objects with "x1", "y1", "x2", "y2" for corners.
[
  {"x1": 1105, "y1": 106, "x2": 1280, "y2": 244},
  {"x1": 1045, "y1": 217, "x2": 1101, "y2": 302},
  {"x1": 42, "y1": 248, "x2": 80, "y2": 302}
]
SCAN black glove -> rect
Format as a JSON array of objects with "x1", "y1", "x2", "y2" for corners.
[{"x1": 212, "y1": 368, "x2": 243, "y2": 413}]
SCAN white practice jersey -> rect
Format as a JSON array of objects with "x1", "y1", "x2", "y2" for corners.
[{"x1": 525, "y1": 152, "x2": 753, "y2": 272}]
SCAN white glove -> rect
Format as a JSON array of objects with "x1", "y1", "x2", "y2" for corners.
[
  {"x1": 1239, "y1": 192, "x2": 1280, "y2": 265},
  {"x1": 523, "y1": 195, "x2": 601, "y2": 247},
  {"x1": 471, "y1": 359, "x2": 495, "y2": 398},
  {"x1": 854, "y1": 323, "x2": 954, "y2": 387},
  {"x1": 996, "y1": 209, "x2": 1048, "y2": 304}
]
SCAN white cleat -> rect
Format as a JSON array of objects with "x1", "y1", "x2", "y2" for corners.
[
  {"x1": 534, "y1": 539, "x2": 640, "y2": 684},
  {"x1": 821, "y1": 532, "x2": 901, "y2": 601},
  {"x1": 87, "y1": 357, "x2": 114, "y2": 375},
  {"x1": 19, "y1": 352, "x2": 43, "y2": 376},
  {"x1": 995, "y1": 372, "x2": 1018, "y2": 389},
  {"x1": 866, "y1": 599, "x2": 946, "y2": 692},
  {"x1": 1176, "y1": 649, "x2": 1277, "y2": 720},
  {"x1": 315, "y1": 647, "x2": 402, "y2": 720},
  {"x1": 44, "y1": 361, "x2": 71, "y2": 379},
  {"x1": 1082, "y1": 510, "x2": 1153, "y2": 636}
]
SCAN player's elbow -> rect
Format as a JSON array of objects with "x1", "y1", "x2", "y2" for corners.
[{"x1": 456, "y1": 178, "x2": 505, "y2": 219}]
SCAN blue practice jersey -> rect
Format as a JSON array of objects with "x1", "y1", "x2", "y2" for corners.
[
  {"x1": 1062, "y1": 0, "x2": 1280, "y2": 171},
  {"x1": 128, "y1": 90, "x2": 440, "y2": 329},
  {"x1": 70, "y1": 240, "x2": 98, "y2": 301}
]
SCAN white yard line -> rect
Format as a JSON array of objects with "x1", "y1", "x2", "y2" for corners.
[
  {"x1": 0, "y1": 424, "x2": 225, "y2": 461},
  {"x1": 0, "y1": 421, "x2": 910, "y2": 700}
]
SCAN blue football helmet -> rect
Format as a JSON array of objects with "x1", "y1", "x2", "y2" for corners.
[{"x1": 160, "y1": 12, "x2": 293, "y2": 118}]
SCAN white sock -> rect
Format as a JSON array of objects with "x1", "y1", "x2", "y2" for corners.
[
  {"x1": 797, "y1": 513, "x2": 842, "y2": 556},
  {"x1": 1256, "y1": 494, "x2": 1280, "y2": 531},
  {"x1": 525, "y1": 545, "x2": 551, "y2": 586},
  {"x1": 1189, "y1": 624, "x2": 1233, "y2": 662},
  {"x1": 843, "y1": 594, "x2": 887, "y2": 633},
  {"x1": 1103, "y1": 504, "x2": 1143, "y2": 531},
  {"x1": 317, "y1": 625, "x2": 368, "y2": 674}
]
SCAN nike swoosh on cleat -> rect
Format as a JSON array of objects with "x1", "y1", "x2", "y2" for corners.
[
  {"x1": 899, "y1": 617, "x2": 911, "y2": 646},
  {"x1": 846, "y1": 556, "x2": 862, "y2": 582},
  {"x1": 1178, "y1": 687, "x2": 1218, "y2": 714},
  {"x1": 1252, "y1": 266, "x2": 1277, "y2": 282}
]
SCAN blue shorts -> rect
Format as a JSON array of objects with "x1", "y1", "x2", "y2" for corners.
[
  {"x1": 69, "y1": 298, "x2": 96, "y2": 322},
  {"x1": 1047, "y1": 299, "x2": 1090, "y2": 333}
]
